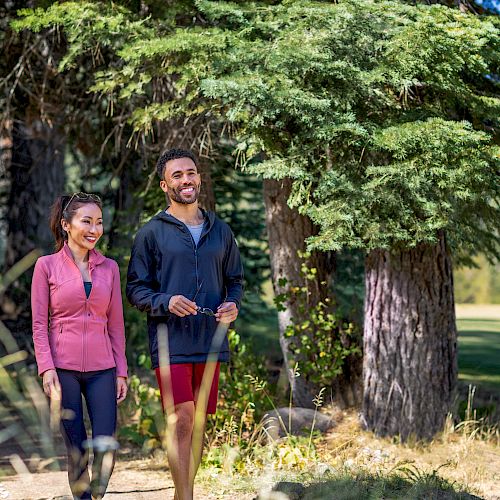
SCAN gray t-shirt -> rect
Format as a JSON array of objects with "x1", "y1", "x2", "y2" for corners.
[{"x1": 186, "y1": 222, "x2": 204, "y2": 246}]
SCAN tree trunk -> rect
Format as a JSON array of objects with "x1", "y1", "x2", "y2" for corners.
[
  {"x1": 362, "y1": 231, "x2": 457, "y2": 441},
  {"x1": 197, "y1": 157, "x2": 216, "y2": 212},
  {"x1": 263, "y1": 178, "x2": 337, "y2": 408},
  {"x1": 4, "y1": 119, "x2": 65, "y2": 268},
  {"x1": 1, "y1": 118, "x2": 65, "y2": 352}
]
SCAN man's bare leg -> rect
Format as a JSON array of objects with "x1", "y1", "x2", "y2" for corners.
[
  {"x1": 167, "y1": 401, "x2": 195, "y2": 500},
  {"x1": 190, "y1": 412, "x2": 207, "y2": 486}
]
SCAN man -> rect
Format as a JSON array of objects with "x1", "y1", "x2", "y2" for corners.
[{"x1": 126, "y1": 148, "x2": 243, "y2": 500}]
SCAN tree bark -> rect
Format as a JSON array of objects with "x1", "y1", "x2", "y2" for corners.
[
  {"x1": 263, "y1": 178, "x2": 339, "y2": 408},
  {"x1": 197, "y1": 157, "x2": 216, "y2": 212},
  {"x1": 4, "y1": 119, "x2": 65, "y2": 268},
  {"x1": 362, "y1": 231, "x2": 457, "y2": 441}
]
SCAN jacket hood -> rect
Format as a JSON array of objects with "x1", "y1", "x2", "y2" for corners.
[
  {"x1": 153, "y1": 207, "x2": 216, "y2": 231},
  {"x1": 61, "y1": 241, "x2": 107, "y2": 267}
]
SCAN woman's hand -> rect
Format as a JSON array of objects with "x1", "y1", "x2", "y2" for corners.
[
  {"x1": 42, "y1": 369, "x2": 61, "y2": 399},
  {"x1": 116, "y1": 376, "x2": 128, "y2": 404}
]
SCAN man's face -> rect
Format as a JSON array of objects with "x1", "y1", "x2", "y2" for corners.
[{"x1": 160, "y1": 157, "x2": 201, "y2": 205}]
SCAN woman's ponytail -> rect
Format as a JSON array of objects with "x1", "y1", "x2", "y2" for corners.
[{"x1": 49, "y1": 196, "x2": 70, "y2": 252}]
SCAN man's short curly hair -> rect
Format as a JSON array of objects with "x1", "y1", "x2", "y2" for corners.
[{"x1": 156, "y1": 149, "x2": 198, "y2": 180}]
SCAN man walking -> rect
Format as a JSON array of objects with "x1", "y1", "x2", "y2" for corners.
[{"x1": 126, "y1": 149, "x2": 243, "y2": 500}]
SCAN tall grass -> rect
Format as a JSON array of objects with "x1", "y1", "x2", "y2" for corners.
[
  {"x1": 0, "y1": 251, "x2": 60, "y2": 474},
  {"x1": 444, "y1": 385, "x2": 500, "y2": 444}
]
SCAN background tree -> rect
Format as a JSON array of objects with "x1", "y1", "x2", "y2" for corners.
[
  {"x1": 1, "y1": 1, "x2": 67, "y2": 351},
  {"x1": 7, "y1": 1, "x2": 275, "y2": 366}
]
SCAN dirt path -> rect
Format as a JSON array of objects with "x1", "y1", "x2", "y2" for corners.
[{"x1": 0, "y1": 460, "x2": 240, "y2": 500}]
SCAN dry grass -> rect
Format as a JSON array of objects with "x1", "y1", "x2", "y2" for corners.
[
  {"x1": 189, "y1": 401, "x2": 500, "y2": 499},
  {"x1": 316, "y1": 410, "x2": 500, "y2": 499}
]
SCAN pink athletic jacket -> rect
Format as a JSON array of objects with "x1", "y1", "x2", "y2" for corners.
[{"x1": 31, "y1": 242, "x2": 127, "y2": 378}]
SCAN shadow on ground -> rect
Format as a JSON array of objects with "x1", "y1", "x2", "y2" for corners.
[{"x1": 262, "y1": 475, "x2": 483, "y2": 500}]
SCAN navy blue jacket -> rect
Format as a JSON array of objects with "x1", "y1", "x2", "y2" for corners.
[{"x1": 126, "y1": 209, "x2": 244, "y2": 368}]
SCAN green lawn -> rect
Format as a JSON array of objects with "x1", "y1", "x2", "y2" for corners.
[
  {"x1": 457, "y1": 316, "x2": 500, "y2": 392},
  {"x1": 238, "y1": 301, "x2": 500, "y2": 395}
]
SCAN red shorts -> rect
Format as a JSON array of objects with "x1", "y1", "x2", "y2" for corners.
[{"x1": 155, "y1": 362, "x2": 220, "y2": 415}]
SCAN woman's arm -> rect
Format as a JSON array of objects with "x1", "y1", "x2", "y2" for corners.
[
  {"x1": 31, "y1": 258, "x2": 56, "y2": 376},
  {"x1": 106, "y1": 260, "x2": 128, "y2": 379}
]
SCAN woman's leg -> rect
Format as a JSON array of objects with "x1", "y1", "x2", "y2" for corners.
[
  {"x1": 82, "y1": 368, "x2": 117, "y2": 499},
  {"x1": 57, "y1": 369, "x2": 91, "y2": 500}
]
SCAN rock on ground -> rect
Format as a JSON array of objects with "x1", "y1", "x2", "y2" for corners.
[{"x1": 262, "y1": 407, "x2": 336, "y2": 440}]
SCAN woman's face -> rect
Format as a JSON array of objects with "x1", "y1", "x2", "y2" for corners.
[{"x1": 61, "y1": 203, "x2": 103, "y2": 252}]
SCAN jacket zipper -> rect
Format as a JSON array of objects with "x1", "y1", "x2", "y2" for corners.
[
  {"x1": 172, "y1": 214, "x2": 208, "y2": 296},
  {"x1": 62, "y1": 249, "x2": 97, "y2": 372},
  {"x1": 179, "y1": 221, "x2": 201, "y2": 291},
  {"x1": 83, "y1": 264, "x2": 93, "y2": 371},
  {"x1": 188, "y1": 229, "x2": 199, "y2": 291}
]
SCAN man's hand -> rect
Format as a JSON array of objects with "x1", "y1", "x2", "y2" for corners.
[
  {"x1": 42, "y1": 369, "x2": 61, "y2": 399},
  {"x1": 168, "y1": 295, "x2": 198, "y2": 317},
  {"x1": 215, "y1": 301, "x2": 239, "y2": 324},
  {"x1": 117, "y1": 376, "x2": 128, "y2": 404}
]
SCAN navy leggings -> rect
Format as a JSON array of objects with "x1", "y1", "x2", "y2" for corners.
[{"x1": 57, "y1": 368, "x2": 117, "y2": 500}]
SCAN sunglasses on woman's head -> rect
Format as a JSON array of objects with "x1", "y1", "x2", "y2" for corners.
[{"x1": 63, "y1": 192, "x2": 102, "y2": 213}]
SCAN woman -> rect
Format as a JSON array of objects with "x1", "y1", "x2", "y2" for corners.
[{"x1": 31, "y1": 192, "x2": 127, "y2": 500}]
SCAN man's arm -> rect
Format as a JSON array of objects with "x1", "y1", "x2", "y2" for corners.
[
  {"x1": 126, "y1": 228, "x2": 173, "y2": 316},
  {"x1": 221, "y1": 227, "x2": 244, "y2": 308},
  {"x1": 126, "y1": 227, "x2": 198, "y2": 317}
]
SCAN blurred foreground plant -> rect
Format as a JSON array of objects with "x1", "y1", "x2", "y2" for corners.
[{"x1": 0, "y1": 251, "x2": 60, "y2": 473}]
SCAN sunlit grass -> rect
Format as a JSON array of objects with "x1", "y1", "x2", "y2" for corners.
[{"x1": 457, "y1": 314, "x2": 500, "y2": 392}]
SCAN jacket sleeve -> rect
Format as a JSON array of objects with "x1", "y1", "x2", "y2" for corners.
[
  {"x1": 223, "y1": 227, "x2": 244, "y2": 309},
  {"x1": 126, "y1": 227, "x2": 173, "y2": 316},
  {"x1": 107, "y1": 260, "x2": 128, "y2": 378},
  {"x1": 31, "y1": 258, "x2": 55, "y2": 376}
]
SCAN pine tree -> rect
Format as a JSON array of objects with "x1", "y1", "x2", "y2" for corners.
[{"x1": 187, "y1": 0, "x2": 498, "y2": 438}]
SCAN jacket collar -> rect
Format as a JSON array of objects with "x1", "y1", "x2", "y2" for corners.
[
  {"x1": 61, "y1": 241, "x2": 106, "y2": 268},
  {"x1": 155, "y1": 207, "x2": 216, "y2": 231}
]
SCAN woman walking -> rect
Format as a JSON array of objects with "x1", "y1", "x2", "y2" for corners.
[{"x1": 31, "y1": 193, "x2": 127, "y2": 499}]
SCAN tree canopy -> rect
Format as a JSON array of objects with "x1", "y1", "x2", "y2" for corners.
[{"x1": 15, "y1": 0, "x2": 499, "y2": 263}]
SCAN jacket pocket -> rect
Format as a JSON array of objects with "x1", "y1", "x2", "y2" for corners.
[
  {"x1": 103, "y1": 325, "x2": 112, "y2": 357},
  {"x1": 55, "y1": 323, "x2": 64, "y2": 356}
]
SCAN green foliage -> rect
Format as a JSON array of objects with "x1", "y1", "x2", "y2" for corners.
[
  {"x1": 14, "y1": 2, "x2": 500, "y2": 262},
  {"x1": 308, "y1": 119, "x2": 499, "y2": 256},
  {"x1": 274, "y1": 254, "x2": 361, "y2": 388},
  {"x1": 131, "y1": 0, "x2": 498, "y2": 261},
  {"x1": 13, "y1": 3, "x2": 154, "y2": 72},
  {"x1": 300, "y1": 467, "x2": 477, "y2": 500},
  {"x1": 118, "y1": 374, "x2": 164, "y2": 450},
  {"x1": 208, "y1": 330, "x2": 269, "y2": 435}
]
